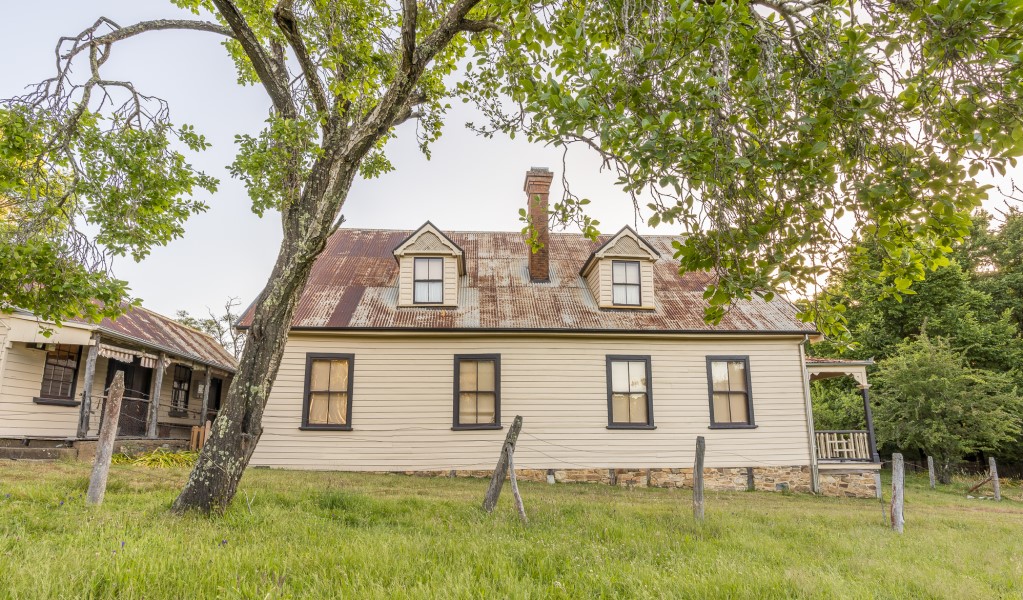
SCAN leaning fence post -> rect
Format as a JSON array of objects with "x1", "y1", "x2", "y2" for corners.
[
  {"x1": 482, "y1": 415, "x2": 523, "y2": 513},
  {"x1": 891, "y1": 453, "x2": 905, "y2": 534},
  {"x1": 507, "y1": 444, "x2": 528, "y2": 524},
  {"x1": 989, "y1": 457, "x2": 1001, "y2": 502},
  {"x1": 927, "y1": 456, "x2": 935, "y2": 489},
  {"x1": 86, "y1": 371, "x2": 124, "y2": 507},
  {"x1": 693, "y1": 436, "x2": 705, "y2": 521}
]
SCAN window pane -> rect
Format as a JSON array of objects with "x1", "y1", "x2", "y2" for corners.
[
  {"x1": 711, "y1": 361, "x2": 729, "y2": 391},
  {"x1": 328, "y1": 392, "x2": 347, "y2": 425},
  {"x1": 310, "y1": 360, "x2": 331, "y2": 391},
  {"x1": 612, "y1": 285, "x2": 627, "y2": 305},
  {"x1": 309, "y1": 392, "x2": 329, "y2": 424},
  {"x1": 611, "y1": 393, "x2": 630, "y2": 422},
  {"x1": 414, "y1": 258, "x2": 429, "y2": 279},
  {"x1": 476, "y1": 361, "x2": 495, "y2": 392},
  {"x1": 629, "y1": 393, "x2": 648, "y2": 423},
  {"x1": 625, "y1": 285, "x2": 640, "y2": 305},
  {"x1": 612, "y1": 261, "x2": 626, "y2": 283},
  {"x1": 625, "y1": 262, "x2": 640, "y2": 284},
  {"x1": 459, "y1": 361, "x2": 478, "y2": 391},
  {"x1": 728, "y1": 361, "x2": 747, "y2": 392},
  {"x1": 428, "y1": 281, "x2": 443, "y2": 302},
  {"x1": 328, "y1": 360, "x2": 349, "y2": 391},
  {"x1": 628, "y1": 361, "x2": 646, "y2": 392},
  {"x1": 459, "y1": 392, "x2": 478, "y2": 423},
  {"x1": 729, "y1": 393, "x2": 749, "y2": 424},
  {"x1": 476, "y1": 392, "x2": 496, "y2": 424},
  {"x1": 610, "y1": 361, "x2": 630, "y2": 393},
  {"x1": 713, "y1": 392, "x2": 731, "y2": 422},
  {"x1": 429, "y1": 257, "x2": 443, "y2": 279}
]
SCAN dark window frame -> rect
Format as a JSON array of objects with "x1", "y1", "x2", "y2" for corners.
[
  {"x1": 611, "y1": 260, "x2": 642, "y2": 307},
  {"x1": 169, "y1": 364, "x2": 193, "y2": 418},
  {"x1": 413, "y1": 256, "x2": 445, "y2": 305},
  {"x1": 705, "y1": 355, "x2": 757, "y2": 429},
  {"x1": 605, "y1": 355, "x2": 656, "y2": 429},
  {"x1": 34, "y1": 344, "x2": 83, "y2": 406},
  {"x1": 452, "y1": 354, "x2": 502, "y2": 430},
  {"x1": 300, "y1": 353, "x2": 355, "y2": 431}
]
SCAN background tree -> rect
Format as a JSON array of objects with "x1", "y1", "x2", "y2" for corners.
[
  {"x1": 873, "y1": 334, "x2": 1022, "y2": 483},
  {"x1": 176, "y1": 297, "x2": 247, "y2": 359},
  {"x1": 4, "y1": 0, "x2": 1023, "y2": 512}
]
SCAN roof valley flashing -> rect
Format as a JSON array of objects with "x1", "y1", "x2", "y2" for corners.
[{"x1": 236, "y1": 168, "x2": 816, "y2": 335}]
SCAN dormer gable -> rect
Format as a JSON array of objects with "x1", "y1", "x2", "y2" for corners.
[
  {"x1": 580, "y1": 226, "x2": 660, "y2": 310},
  {"x1": 393, "y1": 222, "x2": 463, "y2": 308}
]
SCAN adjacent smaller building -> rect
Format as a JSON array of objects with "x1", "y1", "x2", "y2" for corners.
[{"x1": 0, "y1": 306, "x2": 237, "y2": 458}]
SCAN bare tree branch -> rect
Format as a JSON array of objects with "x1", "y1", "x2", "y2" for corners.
[
  {"x1": 273, "y1": 0, "x2": 330, "y2": 119},
  {"x1": 59, "y1": 18, "x2": 235, "y2": 62}
]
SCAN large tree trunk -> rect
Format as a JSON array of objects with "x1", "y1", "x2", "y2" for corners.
[{"x1": 171, "y1": 155, "x2": 361, "y2": 514}]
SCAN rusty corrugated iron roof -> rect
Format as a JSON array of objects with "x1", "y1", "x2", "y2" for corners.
[
  {"x1": 88, "y1": 306, "x2": 238, "y2": 372},
  {"x1": 237, "y1": 228, "x2": 818, "y2": 335}
]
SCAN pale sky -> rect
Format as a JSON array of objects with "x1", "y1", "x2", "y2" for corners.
[
  {"x1": 2, "y1": 1, "x2": 641, "y2": 318},
  {"x1": 4, "y1": 2, "x2": 1018, "y2": 318}
]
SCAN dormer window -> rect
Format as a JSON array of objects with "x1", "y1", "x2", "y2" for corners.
[
  {"x1": 414, "y1": 257, "x2": 444, "y2": 304},
  {"x1": 612, "y1": 260, "x2": 641, "y2": 306}
]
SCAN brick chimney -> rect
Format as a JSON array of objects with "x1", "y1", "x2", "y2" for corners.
[{"x1": 523, "y1": 167, "x2": 553, "y2": 282}]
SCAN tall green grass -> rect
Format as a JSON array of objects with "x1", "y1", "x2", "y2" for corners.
[{"x1": 0, "y1": 462, "x2": 1019, "y2": 599}]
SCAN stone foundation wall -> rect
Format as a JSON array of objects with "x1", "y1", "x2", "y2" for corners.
[
  {"x1": 73, "y1": 438, "x2": 189, "y2": 462},
  {"x1": 398, "y1": 465, "x2": 822, "y2": 495},
  {"x1": 818, "y1": 469, "x2": 879, "y2": 498}
]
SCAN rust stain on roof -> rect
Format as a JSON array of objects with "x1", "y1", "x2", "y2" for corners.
[
  {"x1": 84, "y1": 306, "x2": 238, "y2": 372},
  {"x1": 237, "y1": 228, "x2": 817, "y2": 335}
]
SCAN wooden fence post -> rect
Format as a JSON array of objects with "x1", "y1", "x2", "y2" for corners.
[
  {"x1": 989, "y1": 457, "x2": 1001, "y2": 501},
  {"x1": 693, "y1": 436, "x2": 705, "y2": 521},
  {"x1": 86, "y1": 371, "x2": 124, "y2": 507},
  {"x1": 482, "y1": 415, "x2": 523, "y2": 513},
  {"x1": 927, "y1": 456, "x2": 935, "y2": 489},
  {"x1": 891, "y1": 453, "x2": 905, "y2": 534},
  {"x1": 507, "y1": 444, "x2": 528, "y2": 524}
]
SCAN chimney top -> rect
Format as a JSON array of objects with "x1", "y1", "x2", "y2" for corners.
[{"x1": 523, "y1": 167, "x2": 554, "y2": 192}]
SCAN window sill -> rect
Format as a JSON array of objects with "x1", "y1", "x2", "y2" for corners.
[
  {"x1": 299, "y1": 425, "x2": 353, "y2": 431},
  {"x1": 600, "y1": 305, "x2": 656, "y2": 311},
  {"x1": 606, "y1": 424, "x2": 657, "y2": 430},
  {"x1": 708, "y1": 424, "x2": 758, "y2": 430},
  {"x1": 33, "y1": 397, "x2": 80, "y2": 407},
  {"x1": 451, "y1": 424, "x2": 503, "y2": 431}
]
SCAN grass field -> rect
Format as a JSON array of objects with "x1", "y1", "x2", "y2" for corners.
[{"x1": 1, "y1": 461, "x2": 1020, "y2": 599}]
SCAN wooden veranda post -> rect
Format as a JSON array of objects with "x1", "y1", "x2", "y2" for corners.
[
  {"x1": 990, "y1": 457, "x2": 1001, "y2": 501},
  {"x1": 76, "y1": 336, "x2": 100, "y2": 438},
  {"x1": 483, "y1": 415, "x2": 523, "y2": 513},
  {"x1": 86, "y1": 371, "x2": 124, "y2": 506},
  {"x1": 693, "y1": 436, "x2": 705, "y2": 521},
  {"x1": 146, "y1": 353, "x2": 167, "y2": 438},
  {"x1": 891, "y1": 453, "x2": 905, "y2": 534},
  {"x1": 198, "y1": 367, "x2": 212, "y2": 426}
]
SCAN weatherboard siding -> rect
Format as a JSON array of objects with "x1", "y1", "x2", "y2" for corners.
[
  {"x1": 251, "y1": 333, "x2": 812, "y2": 471},
  {"x1": 0, "y1": 342, "x2": 82, "y2": 438}
]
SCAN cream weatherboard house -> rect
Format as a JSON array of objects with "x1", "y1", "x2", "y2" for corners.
[
  {"x1": 238, "y1": 168, "x2": 881, "y2": 498},
  {"x1": 0, "y1": 305, "x2": 237, "y2": 459}
]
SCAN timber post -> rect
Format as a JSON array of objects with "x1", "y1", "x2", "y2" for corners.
[
  {"x1": 860, "y1": 386, "x2": 880, "y2": 463},
  {"x1": 693, "y1": 436, "x2": 705, "y2": 521},
  {"x1": 482, "y1": 415, "x2": 523, "y2": 513},
  {"x1": 146, "y1": 353, "x2": 167, "y2": 438},
  {"x1": 989, "y1": 457, "x2": 1001, "y2": 501},
  {"x1": 507, "y1": 444, "x2": 528, "y2": 525},
  {"x1": 198, "y1": 367, "x2": 213, "y2": 426},
  {"x1": 891, "y1": 453, "x2": 905, "y2": 534},
  {"x1": 77, "y1": 336, "x2": 100, "y2": 438},
  {"x1": 86, "y1": 371, "x2": 124, "y2": 506},
  {"x1": 927, "y1": 456, "x2": 935, "y2": 489}
]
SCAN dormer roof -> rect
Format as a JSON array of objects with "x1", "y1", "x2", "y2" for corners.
[
  {"x1": 392, "y1": 221, "x2": 465, "y2": 275},
  {"x1": 579, "y1": 226, "x2": 660, "y2": 277}
]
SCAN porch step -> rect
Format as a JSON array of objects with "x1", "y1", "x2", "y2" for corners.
[{"x1": 0, "y1": 447, "x2": 77, "y2": 461}]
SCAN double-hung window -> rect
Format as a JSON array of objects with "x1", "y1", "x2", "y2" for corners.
[
  {"x1": 303, "y1": 354, "x2": 354, "y2": 429},
  {"x1": 707, "y1": 356, "x2": 755, "y2": 427},
  {"x1": 606, "y1": 355, "x2": 654, "y2": 428},
  {"x1": 414, "y1": 257, "x2": 444, "y2": 304},
  {"x1": 37, "y1": 344, "x2": 81, "y2": 403},
  {"x1": 611, "y1": 260, "x2": 641, "y2": 306},
  {"x1": 454, "y1": 355, "x2": 500, "y2": 429},
  {"x1": 170, "y1": 365, "x2": 192, "y2": 417}
]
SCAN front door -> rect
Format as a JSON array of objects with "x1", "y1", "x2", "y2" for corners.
[{"x1": 105, "y1": 358, "x2": 153, "y2": 437}]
